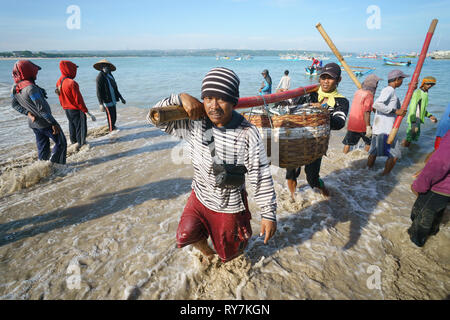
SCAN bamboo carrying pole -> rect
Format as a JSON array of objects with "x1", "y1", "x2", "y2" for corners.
[
  {"x1": 387, "y1": 19, "x2": 438, "y2": 144},
  {"x1": 148, "y1": 84, "x2": 319, "y2": 125},
  {"x1": 346, "y1": 65, "x2": 376, "y2": 70},
  {"x1": 316, "y1": 23, "x2": 362, "y2": 89}
]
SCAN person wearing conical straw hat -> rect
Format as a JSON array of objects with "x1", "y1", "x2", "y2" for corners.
[{"x1": 94, "y1": 59, "x2": 126, "y2": 131}]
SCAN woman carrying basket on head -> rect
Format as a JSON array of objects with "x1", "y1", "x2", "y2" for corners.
[{"x1": 286, "y1": 63, "x2": 349, "y2": 200}]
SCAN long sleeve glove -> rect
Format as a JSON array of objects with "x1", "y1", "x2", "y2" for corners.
[{"x1": 87, "y1": 111, "x2": 96, "y2": 122}]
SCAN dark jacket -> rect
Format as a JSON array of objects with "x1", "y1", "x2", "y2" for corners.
[
  {"x1": 96, "y1": 71, "x2": 123, "y2": 106},
  {"x1": 294, "y1": 91, "x2": 349, "y2": 130}
]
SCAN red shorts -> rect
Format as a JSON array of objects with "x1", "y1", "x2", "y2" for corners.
[
  {"x1": 435, "y1": 136, "x2": 442, "y2": 150},
  {"x1": 177, "y1": 190, "x2": 252, "y2": 262}
]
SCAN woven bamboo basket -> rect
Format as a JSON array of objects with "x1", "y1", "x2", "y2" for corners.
[{"x1": 243, "y1": 106, "x2": 330, "y2": 168}]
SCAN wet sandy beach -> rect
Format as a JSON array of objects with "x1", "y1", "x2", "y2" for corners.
[{"x1": 0, "y1": 106, "x2": 449, "y2": 300}]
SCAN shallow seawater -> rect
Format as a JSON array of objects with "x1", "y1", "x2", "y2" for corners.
[
  {"x1": 0, "y1": 105, "x2": 448, "y2": 300},
  {"x1": 0, "y1": 56, "x2": 449, "y2": 300}
]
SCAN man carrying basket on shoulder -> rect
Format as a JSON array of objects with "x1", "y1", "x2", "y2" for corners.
[
  {"x1": 286, "y1": 63, "x2": 349, "y2": 200},
  {"x1": 147, "y1": 67, "x2": 277, "y2": 264}
]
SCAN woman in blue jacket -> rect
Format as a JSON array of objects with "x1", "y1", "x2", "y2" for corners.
[{"x1": 259, "y1": 69, "x2": 272, "y2": 95}]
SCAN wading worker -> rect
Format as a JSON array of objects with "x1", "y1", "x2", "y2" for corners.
[
  {"x1": 56, "y1": 60, "x2": 96, "y2": 149},
  {"x1": 259, "y1": 69, "x2": 272, "y2": 95},
  {"x1": 409, "y1": 130, "x2": 449, "y2": 247},
  {"x1": 11, "y1": 60, "x2": 67, "y2": 165},
  {"x1": 147, "y1": 67, "x2": 277, "y2": 263},
  {"x1": 94, "y1": 59, "x2": 126, "y2": 132},
  {"x1": 286, "y1": 63, "x2": 349, "y2": 200}
]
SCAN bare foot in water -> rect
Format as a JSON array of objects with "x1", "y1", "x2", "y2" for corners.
[
  {"x1": 193, "y1": 238, "x2": 217, "y2": 269},
  {"x1": 318, "y1": 186, "x2": 330, "y2": 197},
  {"x1": 198, "y1": 254, "x2": 220, "y2": 271},
  {"x1": 289, "y1": 194, "x2": 296, "y2": 203}
]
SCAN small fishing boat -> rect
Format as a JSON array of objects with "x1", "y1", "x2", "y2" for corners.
[
  {"x1": 305, "y1": 67, "x2": 318, "y2": 76},
  {"x1": 430, "y1": 50, "x2": 450, "y2": 59},
  {"x1": 338, "y1": 63, "x2": 376, "y2": 77},
  {"x1": 383, "y1": 58, "x2": 411, "y2": 66},
  {"x1": 280, "y1": 54, "x2": 297, "y2": 60},
  {"x1": 398, "y1": 55, "x2": 417, "y2": 59},
  {"x1": 356, "y1": 54, "x2": 378, "y2": 59},
  {"x1": 353, "y1": 69, "x2": 374, "y2": 77}
]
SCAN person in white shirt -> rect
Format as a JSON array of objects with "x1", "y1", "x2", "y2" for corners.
[
  {"x1": 276, "y1": 70, "x2": 291, "y2": 92},
  {"x1": 367, "y1": 70, "x2": 408, "y2": 175}
]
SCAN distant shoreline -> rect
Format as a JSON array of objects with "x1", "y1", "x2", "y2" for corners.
[
  {"x1": 0, "y1": 49, "x2": 349, "y2": 60},
  {"x1": 0, "y1": 56, "x2": 127, "y2": 61}
]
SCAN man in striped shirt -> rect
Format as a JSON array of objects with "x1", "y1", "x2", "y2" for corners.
[{"x1": 147, "y1": 67, "x2": 277, "y2": 263}]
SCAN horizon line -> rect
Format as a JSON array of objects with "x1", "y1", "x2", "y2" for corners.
[{"x1": 1, "y1": 48, "x2": 426, "y2": 54}]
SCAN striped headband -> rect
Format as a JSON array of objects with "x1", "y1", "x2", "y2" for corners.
[{"x1": 201, "y1": 67, "x2": 240, "y2": 105}]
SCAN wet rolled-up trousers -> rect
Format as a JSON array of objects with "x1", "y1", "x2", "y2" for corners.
[
  {"x1": 32, "y1": 126, "x2": 67, "y2": 165},
  {"x1": 409, "y1": 190, "x2": 449, "y2": 246},
  {"x1": 65, "y1": 109, "x2": 87, "y2": 146}
]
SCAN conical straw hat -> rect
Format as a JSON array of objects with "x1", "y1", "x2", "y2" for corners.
[{"x1": 93, "y1": 59, "x2": 116, "y2": 72}]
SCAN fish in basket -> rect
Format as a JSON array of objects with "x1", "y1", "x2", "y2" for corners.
[{"x1": 243, "y1": 105, "x2": 330, "y2": 168}]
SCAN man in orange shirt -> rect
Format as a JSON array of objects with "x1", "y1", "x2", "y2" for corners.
[
  {"x1": 343, "y1": 74, "x2": 381, "y2": 153},
  {"x1": 56, "y1": 60, "x2": 95, "y2": 149}
]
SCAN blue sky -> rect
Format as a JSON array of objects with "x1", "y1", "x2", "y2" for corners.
[{"x1": 0, "y1": 0, "x2": 449, "y2": 52}]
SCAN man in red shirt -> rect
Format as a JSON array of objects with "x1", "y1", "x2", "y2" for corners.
[
  {"x1": 311, "y1": 57, "x2": 320, "y2": 68},
  {"x1": 309, "y1": 57, "x2": 321, "y2": 75},
  {"x1": 343, "y1": 74, "x2": 381, "y2": 153},
  {"x1": 56, "y1": 60, "x2": 95, "y2": 149}
]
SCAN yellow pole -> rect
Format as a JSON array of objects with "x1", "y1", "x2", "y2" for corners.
[{"x1": 316, "y1": 23, "x2": 362, "y2": 89}]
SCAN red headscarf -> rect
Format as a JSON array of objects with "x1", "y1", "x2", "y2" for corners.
[{"x1": 12, "y1": 60, "x2": 41, "y2": 93}]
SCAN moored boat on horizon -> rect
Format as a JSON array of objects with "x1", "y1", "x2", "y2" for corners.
[
  {"x1": 430, "y1": 50, "x2": 450, "y2": 59},
  {"x1": 383, "y1": 57, "x2": 412, "y2": 66}
]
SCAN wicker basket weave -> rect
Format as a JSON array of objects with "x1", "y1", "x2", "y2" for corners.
[{"x1": 243, "y1": 106, "x2": 330, "y2": 168}]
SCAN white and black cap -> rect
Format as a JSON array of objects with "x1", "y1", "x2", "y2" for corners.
[{"x1": 201, "y1": 67, "x2": 240, "y2": 105}]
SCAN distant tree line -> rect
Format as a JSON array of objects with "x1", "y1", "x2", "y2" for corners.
[
  {"x1": 0, "y1": 49, "x2": 345, "y2": 58},
  {"x1": 0, "y1": 50, "x2": 96, "y2": 58}
]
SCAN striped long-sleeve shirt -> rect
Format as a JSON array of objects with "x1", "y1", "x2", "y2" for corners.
[{"x1": 147, "y1": 94, "x2": 277, "y2": 222}]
